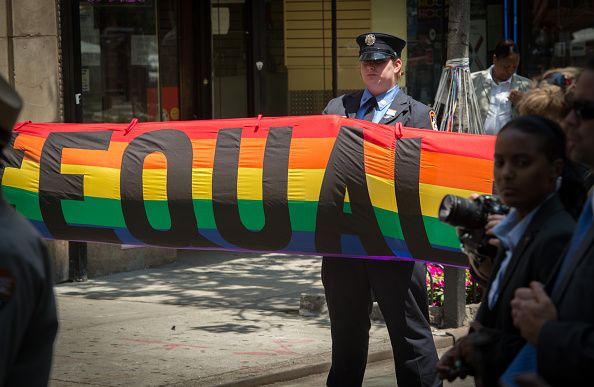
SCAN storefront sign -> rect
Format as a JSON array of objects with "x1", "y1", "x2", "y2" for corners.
[{"x1": 0, "y1": 116, "x2": 495, "y2": 266}]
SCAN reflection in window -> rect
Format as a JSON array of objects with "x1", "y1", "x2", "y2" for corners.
[{"x1": 79, "y1": 0, "x2": 179, "y2": 123}]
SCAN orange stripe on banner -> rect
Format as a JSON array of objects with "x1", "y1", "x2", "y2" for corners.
[
  {"x1": 60, "y1": 138, "x2": 340, "y2": 170},
  {"x1": 13, "y1": 134, "x2": 45, "y2": 163},
  {"x1": 365, "y1": 140, "x2": 394, "y2": 181},
  {"x1": 191, "y1": 139, "x2": 217, "y2": 169},
  {"x1": 420, "y1": 151, "x2": 493, "y2": 192},
  {"x1": 237, "y1": 138, "x2": 265, "y2": 168},
  {"x1": 288, "y1": 138, "x2": 335, "y2": 169},
  {"x1": 62, "y1": 142, "x2": 127, "y2": 169}
]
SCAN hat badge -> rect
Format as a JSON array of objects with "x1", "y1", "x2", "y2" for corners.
[{"x1": 365, "y1": 34, "x2": 375, "y2": 46}]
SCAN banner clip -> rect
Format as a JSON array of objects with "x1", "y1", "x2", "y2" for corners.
[
  {"x1": 255, "y1": 114, "x2": 263, "y2": 132},
  {"x1": 13, "y1": 120, "x2": 32, "y2": 132},
  {"x1": 124, "y1": 118, "x2": 138, "y2": 136}
]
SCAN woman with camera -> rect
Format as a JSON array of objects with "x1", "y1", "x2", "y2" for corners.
[{"x1": 436, "y1": 115, "x2": 584, "y2": 386}]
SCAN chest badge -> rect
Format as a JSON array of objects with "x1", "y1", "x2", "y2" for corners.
[{"x1": 383, "y1": 108, "x2": 397, "y2": 119}]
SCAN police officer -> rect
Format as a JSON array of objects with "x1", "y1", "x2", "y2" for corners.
[
  {"x1": 321, "y1": 33, "x2": 441, "y2": 387},
  {"x1": 0, "y1": 75, "x2": 58, "y2": 386}
]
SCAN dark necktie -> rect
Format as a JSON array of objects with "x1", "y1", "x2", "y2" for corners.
[{"x1": 363, "y1": 96, "x2": 377, "y2": 122}]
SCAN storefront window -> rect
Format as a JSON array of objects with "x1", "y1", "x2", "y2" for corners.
[
  {"x1": 522, "y1": 0, "x2": 594, "y2": 78},
  {"x1": 405, "y1": 0, "x2": 489, "y2": 105},
  {"x1": 79, "y1": 0, "x2": 180, "y2": 123},
  {"x1": 211, "y1": 0, "x2": 249, "y2": 118}
]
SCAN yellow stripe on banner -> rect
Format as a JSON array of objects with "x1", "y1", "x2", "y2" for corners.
[
  {"x1": 57, "y1": 166, "x2": 215, "y2": 201},
  {"x1": 367, "y1": 174, "x2": 397, "y2": 213},
  {"x1": 192, "y1": 168, "x2": 213, "y2": 200},
  {"x1": 2, "y1": 159, "x2": 40, "y2": 192},
  {"x1": 60, "y1": 164, "x2": 121, "y2": 199},
  {"x1": 418, "y1": 183, "x2": 490, "y2": 219},
  {"x1": 287, "y1": 168, "x2": 325, "y2": 202},
  {"x1": 141, "y1": 168, "x2": 167, "y2": 200},
  {"x1": 237, "y1": 168, "x2": 263, "y2": 200}
]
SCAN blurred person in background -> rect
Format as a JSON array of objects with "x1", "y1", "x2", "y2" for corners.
[
  {"x1": 0, "y1": 75, "x2": 58, "y2": 386},
  {"x1": 516, "y1": 84, "x2": 568, "y2": 123},
  {"x1": 472, "y1": 40, "x2": 531, "y2": 135}
]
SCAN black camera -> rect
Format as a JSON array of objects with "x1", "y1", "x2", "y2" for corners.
[{"x1": 438, "y1": 194, "x2": 509, "y2": 285}]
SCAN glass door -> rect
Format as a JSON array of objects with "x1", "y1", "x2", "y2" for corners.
[
  {"x1": 210, "y1": 0, "x2": 287, "y2": 118},
  {"x1": 211, "y1": 0, "x2": 249, "y2": 118},
  {"x1": 78, "y1": 0, "x2": 180, "y2": 123}
]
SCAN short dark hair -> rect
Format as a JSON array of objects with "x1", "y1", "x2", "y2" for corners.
[{"x1": 494, "y1": 40, "x2": 520, "y2": 59}]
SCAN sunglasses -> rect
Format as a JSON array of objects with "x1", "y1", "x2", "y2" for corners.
[
  {"x1": 569, "y1": 100, "x2": 594, "y2": 121},
  {"x1": 545, "y1": 72, "x2": 571, "y2": 88}
]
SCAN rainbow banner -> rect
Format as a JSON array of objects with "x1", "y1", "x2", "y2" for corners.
[{"x1": 0, "y1": 115, "x2": 495, "y2": 266}]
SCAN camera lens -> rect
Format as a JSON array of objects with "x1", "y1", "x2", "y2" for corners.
[
  {"x1": 438, "y1": 194, "x2": 484, "y2": 229},
  {"x1": 438, "y1": 195, "x2": 457, "y2": 221}
]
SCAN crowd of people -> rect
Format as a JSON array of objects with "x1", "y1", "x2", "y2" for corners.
[
  {"x1": 320, "y1": 34, "x2": 594, "y2": 387},
  {"x1": 2, "y1": 30, "x2": 594, "y2": 387},
  {"x1": 441, "y1": 44, "x2": 594, "y2": 386}
]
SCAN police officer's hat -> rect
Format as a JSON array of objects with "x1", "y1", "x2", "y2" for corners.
[
  {"x1": 356, "y1": 32, "x2": 406, "y2": 62},
  {"x1": 0, "y1": 75, "x2": 22, "y2": 150}
]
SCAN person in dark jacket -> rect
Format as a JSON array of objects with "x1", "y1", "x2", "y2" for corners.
[
  {"x1": 0, "y1": 75, "x2": 58, "y2": 386},
  {"x1": 437, "y1": 115, "x2": 583, "y2": 386},
  {"x1": 509, "y1": 56, "x2": 594, "y2": 387},
  {"x1": 321, "y1": 32, "x2": 440, "y2": 387}
]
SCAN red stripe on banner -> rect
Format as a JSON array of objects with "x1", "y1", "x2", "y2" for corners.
[
  {"x1": 402, "y1": 127, "x2": 495, "y2": 160},
  {"x1": 13, "y1": 115, "x2": 348, "y2": 141}
]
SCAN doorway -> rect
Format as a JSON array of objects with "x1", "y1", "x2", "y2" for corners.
[
  {"x1": 211, "y1": 0, "x2": 287, "y2": 118},
  {"x1": 63, "y1": 0, "x2": 287, "y2": 123}
]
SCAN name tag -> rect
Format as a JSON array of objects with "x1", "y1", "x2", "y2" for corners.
[{"x1": 383, "y1": 109, "x2": 397, "y2": 119}]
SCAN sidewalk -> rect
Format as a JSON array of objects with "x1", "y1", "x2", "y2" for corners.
[{"x1": 50, "y1": 251, "x2": 466, "y2": 387}]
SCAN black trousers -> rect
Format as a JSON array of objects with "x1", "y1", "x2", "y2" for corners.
[{"x1": 322, "y1": 257, "x2": 441, "y2": 387}]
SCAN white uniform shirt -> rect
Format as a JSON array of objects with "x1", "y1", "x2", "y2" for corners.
[{"x1": 484, "y1": 66, "x2": 513, "y2": 135}]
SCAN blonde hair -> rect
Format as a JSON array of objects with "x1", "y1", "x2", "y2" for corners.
[
  {"x1": 516, "y1": 84, "x2": 567, "y2": 123},
  {"x1": 541, "y1": 67, "x2": 581, "y2": 83}
]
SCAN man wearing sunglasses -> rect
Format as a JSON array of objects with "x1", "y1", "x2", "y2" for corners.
[{"x1": 509, "y1": 56, "x2": 594, "y2": 386}]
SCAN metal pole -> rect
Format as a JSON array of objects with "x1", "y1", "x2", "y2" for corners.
[{"x1": 331, "y1": 0, "x2": 337, "y2": 98}]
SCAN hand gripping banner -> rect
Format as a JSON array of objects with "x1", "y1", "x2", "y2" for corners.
[{"x1": 0, "y1": 115, "x2": 495, "y2": 266}]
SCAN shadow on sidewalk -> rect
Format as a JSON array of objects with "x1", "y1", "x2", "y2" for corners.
[{"x1": 55, "y1": 251, "x2": 329, "y2": 331}]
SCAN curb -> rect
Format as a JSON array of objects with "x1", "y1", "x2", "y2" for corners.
[{"x1": 206, "y1": 333, "x2": 456, "y2": 386}]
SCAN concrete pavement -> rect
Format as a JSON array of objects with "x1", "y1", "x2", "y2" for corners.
[{"x1": 50, "y1": 250, "x2": 466, "y2": 386}]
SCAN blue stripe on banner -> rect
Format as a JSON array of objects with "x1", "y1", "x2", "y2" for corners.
[
  {"x1": 30, "y1": 220, "x2": 52, "y2": 239},
  {"x1": 24, "y1": 221, "x2": 459, "y2": 263}
]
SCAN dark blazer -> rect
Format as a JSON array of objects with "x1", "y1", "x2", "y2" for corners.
[
  {"x1": 322, "y1": 89, "x2": 434, "y2": 129},
  {"x1": 537, "y1": 201, "x2": 594, "y2": 386},
  {"x1": 472, "y1": 195, "x2": 575, "y2": 386},
  {"x1": 320, "y1": 88, "x2": 440, "y2": 386},
  {"x1": 0, "y1": 198, "x2": 58, "y2": 386}
]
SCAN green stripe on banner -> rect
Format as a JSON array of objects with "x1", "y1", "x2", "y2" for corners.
[
  {"x1": 3, "y1": 186, "x2": 43, "y2": 221},
  {"x1": 0, "y1": 186, "x2": 460, "y2": 248},
  {"x1": 423, "y1": 216, "x2": 460, "y2": 249},
  {"x1": 375, "y1": 207, "x2": 404, "y2": 240},
  {"x1": 62, "y1": 196, "x2": 126, "y2": 228}
]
